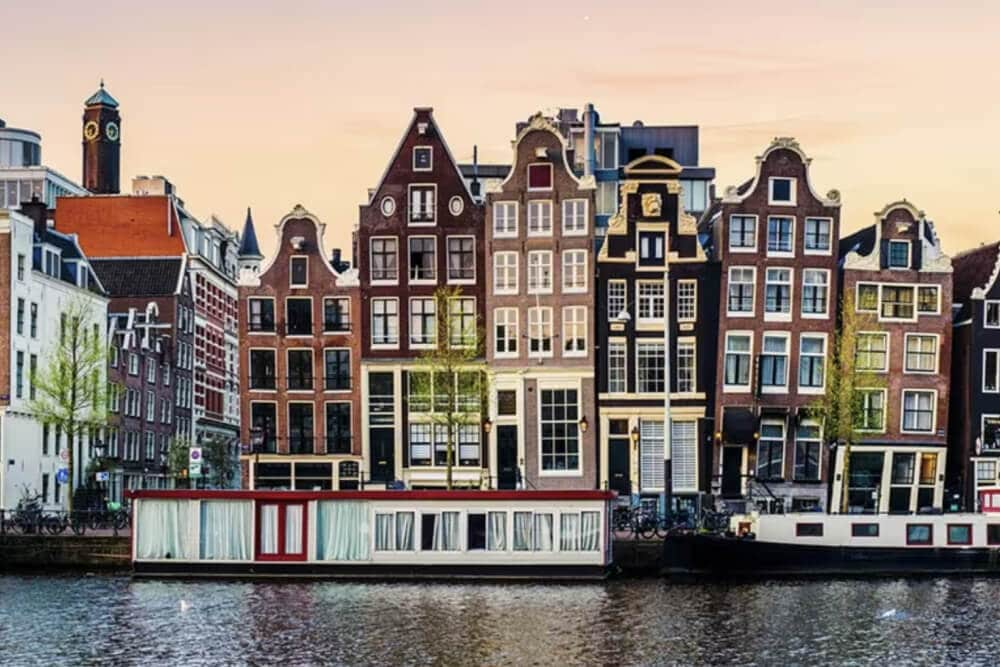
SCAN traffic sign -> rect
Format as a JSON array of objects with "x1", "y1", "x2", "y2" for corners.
[
  {"x1": 56, "y1": 468, "x2": 69, "y2": 484},
  {"x1": 189, "y1": 447, "x2": 203, "y2": 477},
  {"x1": 95, "y1": 471, "x2": 110, "y2": 482}
]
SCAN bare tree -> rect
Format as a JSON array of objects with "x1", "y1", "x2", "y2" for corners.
[
  {"x1": 410, "y1": 286, "x2": 490, "y2": 490},
  {"x1": 29, "y1": 298, "x2": 109, "y2": 513}
]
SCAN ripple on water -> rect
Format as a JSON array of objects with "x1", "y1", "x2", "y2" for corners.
[{"x1": 1, "y1": 575, "x2": 999, "y2": 666}]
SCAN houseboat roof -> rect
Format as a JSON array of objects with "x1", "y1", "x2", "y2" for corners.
[{"x1": 128, "y1": 489, "x2": 618, "y2": 502}]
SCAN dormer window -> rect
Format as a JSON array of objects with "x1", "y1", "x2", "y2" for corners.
[
  {"x1": 768, "y1": 177, "x2": 796, "y2": 205},
  {"x1": 638, "y1": 232, "x2": 665, "y2": 267},
  {"x1": 290, "y1": 257, "x2": 308, "y2": 287},
  {"x1": 527, "y1": 164, "x2": 552, "y2": 191},
  {"x1": 888, "y1": 240, "x2": 910, "y2": 269},
  {"x1": 44, "y1": 248, "x2": 61, "y2": 279},
  {"x1": 413, "y1": 146, "x2": 433, "y2": 171}
]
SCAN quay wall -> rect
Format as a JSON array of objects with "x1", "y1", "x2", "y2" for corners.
[{"x1": 0, "y1": 535, "x2": 130, "y2": 572}]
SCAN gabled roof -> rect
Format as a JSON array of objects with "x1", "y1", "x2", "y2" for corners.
[
  {"x1": 55, "y1": 195, "x2": 186, "y2": 258},
  {"x1": 953, "y1": 241, "x2": 1000, "y2": 304},
  {"x1": 90, "y1": 258, "x2": 183, "y2": 297}
]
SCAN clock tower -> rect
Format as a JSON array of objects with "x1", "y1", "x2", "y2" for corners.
[{"x1": 82, "y1": 80, "x2": 121, "y2": 194}]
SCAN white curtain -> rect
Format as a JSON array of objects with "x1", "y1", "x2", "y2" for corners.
[
  {"x1": 375, "y1": 514, "x2": 394, "y2": 551},
  {"x1": 487, "y1": 512, "x2": 506, "y2": 551},
  {"x1": 513, "y1": 512, "x2": 532, "y2": 551},
  {"x1": 581, "y1": 511, "x2": 600, "y2": 551},
  {"x1": 317, "y1": 501, "x2": 369, "y2": 561},
  {"x1": 533, "y1": 513, "x2": 554, "y2": 551},
  {"x1": 136, "y1": 500, "x2": 191, "y2": 559},
  {"x1": 285, "y1": 504, "x2": 304, "y2": 555},
  {"x1": 260, "y1": 505, "x2": 278, "y2": 555},
  {"x1": 199, "y1": 501, "x2": 252, "y2": 560},
  {"x1": 396, "y1": 512, "x2": 414, "y2": 551},
  {"x1": 560, "y1": 513, "x2": 580, "y2": 551},
  {"x1": 431, "y1": 512, "x2": 460, "y2": 551}
]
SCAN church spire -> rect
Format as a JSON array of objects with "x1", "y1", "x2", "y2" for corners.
[{"x1": 239, "y1": 207, "x2": 262, "y2": 258}]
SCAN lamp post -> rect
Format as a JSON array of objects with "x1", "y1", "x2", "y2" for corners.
[{"x1": 249, "y1": 427, "x2": 264, "y2": 490}]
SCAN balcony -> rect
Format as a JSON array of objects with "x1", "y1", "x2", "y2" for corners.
[
  {"x1": 249, "y1": 375, "x2": 276, "y2": 390},
  {"x1": 287, "y1": 375, "x2": 314, "y2": 391}
]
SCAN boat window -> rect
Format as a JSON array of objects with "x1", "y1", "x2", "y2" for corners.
[
  {"x1": 906, "y1": 523, "x2": 933, "y2": 546},
  {"x1": 560, "y1": 512, "x2": 601, "y2": 551},
  {"x1": 487, "y1": 512, "x2": 507, "y2": 551},
  {"x1": 513, "y1": 512, "x2": 554, "y2": 551},
  {"x1": 468, "y1": 513, "x2": 487, "y2": 550},
  {"x1": 795, "y1": 523, "x2": 823, "y2": 537},
  {"x1": 988, "y1": 525, "x2": 1000, "y2": 546},
  {"x1": 851, "y1": 523, "x2": 879, "y2": 537},
  {"x1": 375, "y1": 512, "x2": 414, "y2": 551},
  {"x1": 420, "y1": 512, "x2": 460, "y2": 551},
  {"x1": 947, "y1": 524, "x2": 972, "y2": 546}
]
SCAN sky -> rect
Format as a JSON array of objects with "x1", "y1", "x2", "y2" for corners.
[{"x1": 4, "y1": 0, "x2": 999, "y2": 261}]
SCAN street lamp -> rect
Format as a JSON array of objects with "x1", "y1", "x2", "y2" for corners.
[
  {"x1": 483, "y1": 418, "x2": 493, "y2": 434},
  {"x1": 578, "y1": 416, "x2": 589, "y2": 434},
  {"x1": 249, "y1": 427, "x2": 264, "y2": 489},
  {"x1": 630, "y1": 426, "x2": 640, "y2": 448}
]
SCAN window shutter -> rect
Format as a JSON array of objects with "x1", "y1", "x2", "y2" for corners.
[
  {"x1": 911, "y1": 239, "x2": 922, "y2": 270},
  {"x1": 639, "y1": 420, "x2": 664, "y2": 491},
  {"x1": 879, "y1": 239, "x2": 890, "y2": 269},
  {"x1": 671, "y1": 421, "x2": 698, "y2": 493}
]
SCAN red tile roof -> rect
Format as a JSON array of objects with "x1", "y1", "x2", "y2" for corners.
[{"x1": 54, "y1": 195, "x2": 187, "y2": 258}]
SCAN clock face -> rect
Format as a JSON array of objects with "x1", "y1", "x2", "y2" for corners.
[
  {"x1": 105, "y1": 122, "x2": 120, "y2": 142},
  {"x1": 83, "y1": 121, "x2": 99, "y2": 141}
]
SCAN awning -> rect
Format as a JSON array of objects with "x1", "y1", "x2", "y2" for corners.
[{"x1": 722, "y1": 407, "x2": 755, "y2": 445}]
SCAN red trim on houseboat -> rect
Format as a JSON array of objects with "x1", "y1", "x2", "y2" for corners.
[{"x1": 127, "y1": 489, "x2": 618, "y2": 502}]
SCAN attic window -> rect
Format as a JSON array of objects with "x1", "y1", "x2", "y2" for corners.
[
  {"x1": 290, "y1": 257, "x2": 308, "y2": 287},
  {"x1": 413, "y1": 147, "x2": 433, "y2": 171},
  {"x1": 527, "y1": 164, "x2": 552, "y2": 191},
  {"x1": 768, "y1": 177, "x2": 795, "y2": 205},
  {"x1": 888, "y1": 241, "x2": 910, "y2": 269}
]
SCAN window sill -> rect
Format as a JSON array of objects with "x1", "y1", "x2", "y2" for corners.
[
  {"x1": 798, "y1": 387, "x2": 826, "y2": 395},
  {"x1": 371, "y1": 344, "x2": 400, "y2": 351},
  {"x1": 726, "y1": 311, "x2": 756, "y2": 318},
  {"x1": 801, "y1": 312, "x2": 830, "y2": 320},
  {"x1": 493, "y1": 289, "x2": 519, "y2": 297},
  {"x1": 803, "y1": 248, "x2": 832, "y2": 256},
  {"x1": 370, "y1": 280, "x2": 400, "y2": 287},
  {"x1": 763, "y1": 312, "x2": 792, "y2": 322},
  {"x1": 722, "y1": 385, "x2": 752, "y2": 394},
  {"x1": 728, "y1": 246, "x2": 758, "y2": 253}
]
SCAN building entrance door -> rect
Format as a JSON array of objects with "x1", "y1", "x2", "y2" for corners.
[
  {"x1": 721, "y1": 447, "x2": 743, "y2": 498},
  {"x1": 496, "y1": 425, "x2": 518, "y2": 489},
  {"x1": 370, "y1": 429, "x2": 395, "y2": 483},
  {"x1": 609, "y1": 437, "x2": 631, "y2": 496}
]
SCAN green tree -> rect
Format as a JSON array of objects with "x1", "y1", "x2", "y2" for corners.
[
  {"x1": 410, "y1": 286, "x2": 491, "y2": 490},
  {"x1": 808, "y1": 289, "x2": 886, "y2": 513},
  {"x1": 166, "y1": 435, "x2": 238, "y2": 488},
  {"x1": 29, "y1": 298, "x2": 109, "y2": 513}
]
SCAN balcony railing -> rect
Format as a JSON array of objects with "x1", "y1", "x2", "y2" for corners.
[
  {"x1": 324, "y1": 377, "x2": 351, "y2": 391},
  {"x1": 287, "y1": 375, "x2": 314, "y2": 390},
  {"x1": 249, "y1": 376, "x2": 276, "y2": 390}
]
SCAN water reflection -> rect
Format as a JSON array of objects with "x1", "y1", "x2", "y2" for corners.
[{"x1": 0, "y1": 575, "x2": 997, "y2": 665}]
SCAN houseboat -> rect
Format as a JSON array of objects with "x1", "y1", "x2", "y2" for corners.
[
  {"x1": 665, "y1": 489, "x2": 1000, "y2": 577},
  {"x1": 128, "y1": 489, "x2": 615, "y2": 581}
]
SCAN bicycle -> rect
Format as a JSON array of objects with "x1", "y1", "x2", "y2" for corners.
[{"x1": 43, "y1": 510, "x2": 87, "y2": 536}]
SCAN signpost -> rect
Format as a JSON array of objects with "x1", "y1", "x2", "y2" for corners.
[
  {"x1": 189, "y1": 447, "x2": 203, "y2": 478},
  {"x1": 56, "y1": 468, "x2": 69, "y2": 485},
  {"x1": 95, "y1": 471, "x2": 110, "y2": 482}
]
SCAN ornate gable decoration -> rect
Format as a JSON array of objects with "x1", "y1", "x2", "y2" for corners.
[{"x1": 624, "y1": 154, "x2": 683, "y2": 177}]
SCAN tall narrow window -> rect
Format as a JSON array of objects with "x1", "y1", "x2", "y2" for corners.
[
  {"x1": 249, "y1": 350, "x2": 276, "y2": 389},
  {"x1": 409, "y1": 185, "x2": 435, "y2": 223},
  {"x1": 888, "y1": 240, "x2": 910, "y2": 268},
  {"x1": 493, "y1": 252, "x2": 518, "y2": 294},
  {"x1": 249, "y1": 299, "x2": 275, "y2": 332},
  {"x1": 984, "y1": 350, "x2": 1000, "y2": 393},
  {"x1": 408, "y1": 237, "x2": 437, "y2": 282},
  {"x1": 767, "y1": 216, "x2": 794, "y2": 254},
  {"x1": 904, "y1": 335, "x2": 937, "y2": 373},
  {"x1": 607, "y1": 281, "x2": 626, "y2": 320},
  {"x1": 527, "y1": 200, "x2": 552, "y2": 235},
  {"x1": 729, "y1": 215, "x2": 756, "y2": 250},
  {"x1": 676, "y1": 280, "x2": 697, "y2": 322},
  {"x1": 493, "y1": 201, "x2": 517, "y2": 237},
  {"x1": 794, "y1": 423, "x2": 822, "y2": 481},
  {"x1": 562, "y1": 199, "x2": 587, "y2": 235},
  {"x1": 449, "y1": 298, "x2": 476, "y2": 348},
  {"x1": 728, "y1": 268, "x2": 755, "y2": 314},
  {"x1": 286, "y1": 298, "x2": 312, "y2": 335},
  {"x1": 494, "y1": 308, "x2": 518, "y2": 356},
  {"x1": 290, "y1": 257, "x2": 308, "y2": 287},
  {"x1": 288, "y1": 403, "x2": 314, "y2": 454},
  {"x1": 760, "y1": 334, "x2": 789, "y2": 390},
  {"x1": 562, "y1": 250, "x2": 587, "y2": 293},
  {"x1": 636, "y1": 342, "x2": 665, "y2": 393},
  {"x1": 325, "y1": 403, "x2": 352, "y2": 454},
  {"x1": 528, "y1": 307, "x2": 553, "y2": 357},
  {"x1": 638, "y1": 232, "x2": 665, "y2": 266},
  {"x1": 756, "y1": 422, "x2": 785, "y2": 480},
  {"x1": 527, "y1": 251, "x2": 552, "y2": 293},
  {"x1": 917, "y1": 286, "x2": 939, "y2": 314},
  {"x1": 370, "y1": 238, "x2": 398, "y2": 282},
  {"x1": 562, "y1": 306, "x2": 586, "y2": 355},
  {"x1": 856, "y1": 333, "x2": 888, "y2": 372},
  {"x1": 608, "y1": 342, "x2": 626, "y2": 393},
  {"x1": 676, "y1": 341, "x2": 695, "y2": 393},
  {"x1": 323, "y1": 297, "x2": 351, "y2": 332},
  {"x1": 724, "y1": 334, "x2": 752, "y2": 388},
  {"x1": 324, "y1": 349, "x2": 351, "y2": 391},
  {"x1": 540, "y1": 389, "x2": 579, "y2": 471},
  {"x1": 447, "y1": 237, "x2": 475, "y2": 282},
  {"x1": 801, "y1": 269, "x2": 828, "y2": 315},
  {"x1": 799, "y1": 335, "x2": 826, "y2": 390},
  {"x1": 409, "y1": 298, "x2": 436, "y2": 347},
  {"x1": 287, "y1": 350, "x2": 314, "y2": 390},
  {"x1": 804, "y1": 218, "x2": 831, "y2": 252},
  {"x1": 986, "y1": 301, "x2": 1000, "y2": 328},
  {"x1": 637, "y1": 282, "x2": 665, "y2": 324},
  {"x1": 371, "y1": 298, "x2": 399, "y2": 346},
  {"x1": 765, "y1": 268, "x2": 792, "y2": 315},
  {"x1": 902, "y1": 390, "x2": 935, "y2": 433}
]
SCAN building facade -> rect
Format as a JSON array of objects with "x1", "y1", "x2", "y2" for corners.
[
  {"x1": 948, "y1": 241, "x2": 1000, "y2": 509},
  {"x1": 356, "y1": 108, "x2": 486, "y2": 488},
  {"x1": 702, "y1": 138, "x2": 841, "y2": 512},
  {"x1": 836, "y1": 201, "x2": 953, "y2": 513},
  {"x1": 0, "y1": 206, "x2": 107, "y2": 510},
  {"x1": 484, "y1": 113, "x2": 597, "y2": 490},
  {"x1": 595, "y1": 155, "x2": 719, "y2": 509},
  {"x1": 238, "y1": 205, "x2": 363, "y2": 490},
  {"x1": 0, "y1": 117, "x2": 86, "y2": 209}
]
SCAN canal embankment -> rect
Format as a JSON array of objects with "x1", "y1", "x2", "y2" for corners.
[{"x1": 0, "y1": 534, "x2": 131, "y2": 571}]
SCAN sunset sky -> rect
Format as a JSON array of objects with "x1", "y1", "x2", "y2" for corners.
[{"x1": 5, "y1": 0, "x2": 999, "y2": 260}]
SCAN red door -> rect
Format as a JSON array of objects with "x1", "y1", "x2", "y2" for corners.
[{"x1": 256, "y1": 501, "x2": 308, "y2": 561}]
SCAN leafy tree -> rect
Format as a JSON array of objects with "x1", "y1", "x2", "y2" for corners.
[
  {"x1": 166, "y1": 435, "x2": 238, "y2": 488},
  {"x1": 410, "y1": 286, "x2": 491, "y2": 490},
  {"x1": 808, "y1": 289, "x2": 886, "y2": 513},
  {"x1": 29, "y1": 298, "x2": 109, "y2": 513}
]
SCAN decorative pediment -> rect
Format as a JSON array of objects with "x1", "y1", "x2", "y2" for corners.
[
  {"x1": 678, "y1": 212, "x2": 698, "y2": 236},
  {"x1": 624, "y1": 154, "x2": 683, "y2": 177}
]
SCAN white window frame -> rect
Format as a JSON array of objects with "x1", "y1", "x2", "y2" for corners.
[
  {"x1": 448, "y1": 297, "x2": 476, "y2": 349},
  {"x1": 759, "y1": 331, "x2": 790, "y2": 394},
  {"x1": 903, "y1": 333, "x2": 939, "y2": 374},
  {"x1": 723, "y1": 331, "x2": 754, "y2": 393},
  {"x1": 917, "y1": 285, "x2": 941, "y2": 315},
  {"x1": 412, "y1": 145, "x2": 433, "y2": 172},
  {"x1": 856, "y1": 331, "x2": 890, "y2": 373},
  {"x1": 636, "y1": 341, "x2": 666, "y2": 394},
  {"x1": 493, "y1": 308, "x2": 519, "y2": 359},
  {"x1": 607, "y1": 280, "x2": 627, "y2": 321},
  {"x1": 764, "y1": 267, "x2": 794, "y2": 322},
  {"x1": 527, "y1": 250, "x2": 553, "y2": 295},
  {"x1": 888, "y1": 240, "x2": 911, "y2": 269},
  {"x1": 676, "y1": 279, "x2": 697, "y2": 322},
  {"x1": 676, "y1": 338, "x2": 696, "y2": 394},
  {"x1": 856, "y1": 282, "x2": 880, "y2": 313},
  {"x1": 798, "y1": 333, "x2": 828, "y2": 394},
  {"x1": 607, "y1": 340, "x2": 627, "y2": 394},
  {"x1": 984, "y1": 349, "x2": 1000, "y2": 393},
  {"x1": 728, "y1": 214, "x2": 758, "y2": 253},
  {"x1": 637, "y1": 280, "x2": 665, "y2": 326},
  {"x1": 727, "y1": 267, "x2": 756, "y2": 318},
  {"x1": 803, "y1": 217, "x2": 833, "y2": 255},
  {"x1": 289, "y1": 255, "x2": 309, "y2": 288},
  {"x1": 596, "y1": 181, "x2": 618, "y2": 217},
  {"x1": 493, "y1": 201, "x2": 518, "y2": 238},
  {"x1": 985, "y1": 301, "x2": 1000, "y2": 329},
  {"x1": 878, "y1": 284, "x2": 918, "y2": 323},
  {"x1": 493, "y1": 252, "x2": 519, "y2": 295},
  {"x1": 766, "y1": 215, "x2": 795, "y2": 257},
  {"x1": 756, "y1": 419, "x2": 786, "y2": 481},
  {"x1": 407, "y1": 183, "x2": 437, "y2": 226},
  {"x1": 596, "y1": 131, "x2": 619, "y2": 171},
  {"x1": 537, "y1": 386, "x2": 582, "y2": 476},
  {"x1": 768, "y1": 177, "x2": 797, "y2": 206},
  {"x1": 527, "y1": 200, "x2": 553, "y2": 236},
  {"x1": 562, "y1": 306, "x2": 587, "y2": 358},
  {"x1": 561, "y1": 199, "x2": 588, "y2": 236},
  {"x1": 857, "y1": 388, "x2": 888, "y2": 433},
  {"x1": 407, "y1": 235, "x2": 437, "y2": 285},
  {"x1": 527, "y1": 164, "x2": 553, "y2": 192},
  {"x1": 370, "y1": 297, "x2": 399, "y2": 349},
  {"x1": 408, "y1": 297, "x2": 437, "y2": 350},
  {"x1": 446, "y1": 235, "x2": 476, "y2": 284},
  {"x1": 901, "y1": 389, "x2": 938, "y2": 435},
  {"x1": 562, "y1": 250, "x2": 588, "y2": 294},
  {"x1": 369, "y1": 236, "x2": 399, "y2": 286},
  {"x1": 527, "y1": 307, "x2": 554, "y2": 359},
  {"x1": 801, "y1": 268, "x2": 830, "y2": 319}
]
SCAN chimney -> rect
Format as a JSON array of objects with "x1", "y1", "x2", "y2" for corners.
[
  {"x1": 470, "y1": 145, "x2": 481, "y2": 199},
  {"x1": 583, "y1": 103, "x2": 596, "y2": 177},
  {"x1": 20, "y1": 196, "x2": 49, "y2": 238}
]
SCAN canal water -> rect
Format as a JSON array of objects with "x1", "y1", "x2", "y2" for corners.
[{"x1": 1, "y1": 575, "x2": 997, "y2": 665}]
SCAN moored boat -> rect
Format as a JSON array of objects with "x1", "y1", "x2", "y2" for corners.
[{"x1": 128, "y1": 489, "x2": 614, "y2": 581}]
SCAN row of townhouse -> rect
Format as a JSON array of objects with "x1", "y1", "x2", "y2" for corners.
[
  {"x1": 1, "y1": 83, "x2": 243, "y2": 507},
  {"x1": 234, "y1": 105, "x2": 999, "y2": 515}
]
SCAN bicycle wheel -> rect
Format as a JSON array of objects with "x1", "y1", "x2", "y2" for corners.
[
  {"x1": 70, "y1": 514, "x2": 86, "y2": 536},
  {"x1": 113, "y1": 511, "x2": 129, "y2": 531},
  {"x1": 45, "y1": 516, "x2": 66, "y2": 535}
]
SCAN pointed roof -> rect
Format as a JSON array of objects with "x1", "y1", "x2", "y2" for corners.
[
  {"x1": 85, "y1": 80, "x2": 119, "y2": 108},
  {"x1": 239, "y1": 207, "x2": 262, "y2": 258}
]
